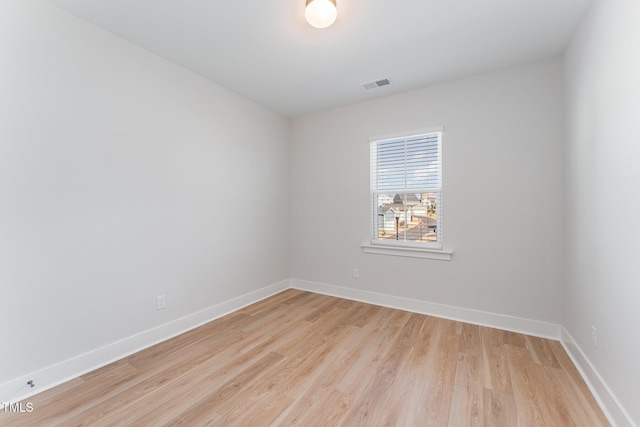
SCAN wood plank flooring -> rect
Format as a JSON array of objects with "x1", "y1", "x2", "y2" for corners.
[{"x1": 0, "y1": 290, "x2": 609, "y2": 426}]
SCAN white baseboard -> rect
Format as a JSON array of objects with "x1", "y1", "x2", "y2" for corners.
[
  {"x1": 560, "y1": 327, "x2": 636, "y2": 427},
  {"x1": 0, "y1": 279, "x2": 290, "y2": 404},
  {"x1": 291, "y1": 278, "x2": 561, "y2": 340}
]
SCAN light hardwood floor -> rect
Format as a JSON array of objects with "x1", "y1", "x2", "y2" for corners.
[{"x1": 1, "y1": 289, "x2": 609, "y2": 426}]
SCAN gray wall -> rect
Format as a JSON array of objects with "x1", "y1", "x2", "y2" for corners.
[
  {"x1": 564, "y1": 0, "x2": 640, "y2": 424},
  {"x1": 0, "y1": 0, "x2": 290, "y2": 385},
  {"x1": 290, "y1": 58, "x2": 564, "y2": 324}
]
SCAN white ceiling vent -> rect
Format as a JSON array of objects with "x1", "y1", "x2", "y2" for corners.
[{"x1": 361, "y1": 78, "x2": 391, "y2": 90}]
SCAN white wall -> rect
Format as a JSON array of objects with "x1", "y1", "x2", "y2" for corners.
[
  {"x1": 0, "y1": 0, "x2": 289, "y2": 392},
  {"x1": 290, "y1": 58, "x2": 564, "y2": 326},
  {"x1": 564, "y1": 0, "x2": 640, "y2": 424}
]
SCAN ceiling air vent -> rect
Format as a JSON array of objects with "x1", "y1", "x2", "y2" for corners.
[{"x1": 361, "y1": 78, "x2": 391, "y2": 90}]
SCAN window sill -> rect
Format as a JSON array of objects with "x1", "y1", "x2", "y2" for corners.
[{"x1": 361, "y1": 243, "x2": 453, "y2": 261}]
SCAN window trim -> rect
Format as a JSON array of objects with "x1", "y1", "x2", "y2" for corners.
[
  {"x1": 366, "y1": 125, "x2": 452, "y2": 260},
  {"x1": 369, "y1": 125, "x2": 444, "y2": 144},
  {"x1": 361, "y1": 243, "x2": 453, "y2": 261}
]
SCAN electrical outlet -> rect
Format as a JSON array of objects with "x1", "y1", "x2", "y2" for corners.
[
  {"x1": 352, "y1": 268, "x2": 359, "y2": 279},
  {"x1": 591, "y1": 325, "x2": 597, "y2": 347},
  {"x1": 156, "y1": 295, "x2": 166, "y2": 310}
]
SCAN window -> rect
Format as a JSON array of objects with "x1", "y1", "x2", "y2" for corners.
[{"x1": 369, "y1": 129, "x2": 443, "y2": 251}]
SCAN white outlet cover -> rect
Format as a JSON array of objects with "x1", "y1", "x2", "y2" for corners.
[{"x1": 156, "y1": 295, "x2": 166, "y2": 310}]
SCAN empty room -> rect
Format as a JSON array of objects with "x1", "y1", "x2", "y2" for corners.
[{"x1": 1, "y1": 0, "x2": 638, "y2": 425}]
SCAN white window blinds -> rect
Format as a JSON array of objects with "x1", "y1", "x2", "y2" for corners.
[{"x1": 370, "y1": 130, "x2": 443, "y2": 248}]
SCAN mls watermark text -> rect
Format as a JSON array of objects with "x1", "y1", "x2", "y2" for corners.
[{"x1": 1, "y1": 402, "x2": 34, "y2": 413}]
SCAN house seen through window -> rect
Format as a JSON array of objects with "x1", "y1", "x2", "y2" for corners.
[{"x1": 370, "y1": 130, "x2": 443, "y2": 249}]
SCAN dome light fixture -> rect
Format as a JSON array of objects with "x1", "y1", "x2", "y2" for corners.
[{"x1": 305, "y1": 0, "x2": 337, "y2": 29}]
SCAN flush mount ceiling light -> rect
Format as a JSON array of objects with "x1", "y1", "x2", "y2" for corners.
[{"x1": 305, "y1": 0, "x2": 337, "y2": 29}]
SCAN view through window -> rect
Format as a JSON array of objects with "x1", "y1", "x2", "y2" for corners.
[{"x1": 370, "y1": 130, "x2": 442, "y2": 248}]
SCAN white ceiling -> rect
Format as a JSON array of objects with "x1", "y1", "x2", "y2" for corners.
[{"x1": 46, "y1": 0, "x2": 591, "y2": 117}]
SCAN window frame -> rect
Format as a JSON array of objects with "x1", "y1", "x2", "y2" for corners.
[{"x1": 365, "y1": 126, "x2": 452, "y2": 260}]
